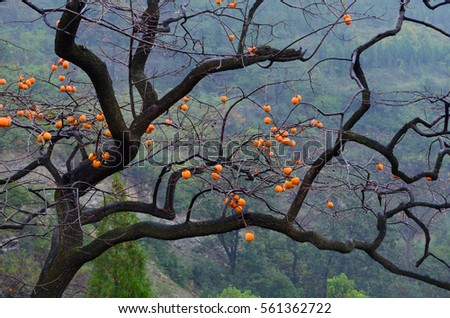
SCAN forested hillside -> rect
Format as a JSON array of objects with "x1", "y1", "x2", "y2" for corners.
[{"x1": 0, "y1": 0, "x2": 449, "y2": 298}]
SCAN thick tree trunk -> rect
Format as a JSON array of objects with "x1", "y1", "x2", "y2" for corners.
[
  {"x1": 32, "y1": 190, "x2": 84, "y2": 297},
  {"x1": 31, "y1": 251, "x2": 84, "y2": 297}
]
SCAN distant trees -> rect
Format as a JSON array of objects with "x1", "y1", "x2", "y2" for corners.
[
  {"x1": 0, "y1": 0, "x2": 449, "y2": 297},
  {"x1": 216, "y1": 286, "x2": 258, "y2": 298},
  {"x1": 327, "y1": 273, "x2": 367, "y2": 298},
  {"x1": 86, "y1": 175, "x2": 153, "y2": 297}
]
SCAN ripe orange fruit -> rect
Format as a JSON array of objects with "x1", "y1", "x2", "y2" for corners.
[
  {"x1": 83, "y1": 123, "x2": 92, "y2": 129},
  {"x1": 29, "y1": 78, "x2": 36, "y2": 85},
  {"x1": 263, "y1": 105, "x2": 271, "y2": 113},
  {"x1": 229, "y1": 1, "x2": 237, "y2": 8},
  {"x1": 327, "y1": 201, "x2": 334, "y2": 208},
  {"x1": 270, "y1": 126, "x2": 278, "y2": 134},
  {"x1": 55, "y1": 120, "x2": 63, "y2": 128},
  {"x1": 66, "y1": 116, "x2": 74, "y2": 123},
  {"x1": 211, "y1": 172, "x2": 221, "y2": 181},
  {"x1": 268, "y1": 151, "x2": 275, "y2": 157},
  {"x1": 264, "y1": 117, "x2": 272, "y2": 125},
  {"x1": 92, "y1": 160, "x2": 101, "y2": 168},
  {"x1": 284, "y1": 180, "x2": 294, "y2": 189},
  {"x1": 247, "y1": 46, "x2": 257, "y2": 55},
  {"x1": 265, "y1": 140, "x2": 273, "y2": 147},
  {"x1": 216, "y1": 0, "x2": 222, "y2": 4},
  {"x1": 183, "y1": 96, "x2": 190, "y2": 103},
  {"x1": 60, "y1": 85, "x2": 66, "y2": 92},
  {"x1": 182, "y1": 169, "x2": 191, "y2": 179},
  {"x1": 343, "y1": 14, "x2": 352, "y2": 25},
  {"x1": 22, "y1": 84, "x2": 29, "y2": 90},
  {"x1": 36, "y1": 134, "x2": 43, "y2": 143},
  {"x1": 96, "y1": 113, "x2": 105, "y2": 121},
  {"x1": 51, "y1": 64, "x2": 58, "y2": 71},
  {"x1": 42, "y1": 132, "x2": 52, "y2": 141},
  {"x1": 237, "y1": 198, "x2": 246, "y2": 206},
  {"x1": 214, "y1": 164, "x2": 223, "y2": 173},
  {"x1": 283, "y1": 167, "x2": 293, "y2": 175},
  {"x1": 58, "y1": 58, "x2": 64, "y2": 65},
  {"x1": 88, "y1": 153, "x2": 97, "y2": 161},
  {"x1": 291, "y1": 177, "x2": 300, "y2": 185},
  {"x1": 180, "y1": 104, "x2": 188, "y2": 111},
  {"x1": 146, "y1": 124, "x2": 155, "y2": 133},
  {"x1": 78, "y1": 114, "x2": 87, "y2": 122},
  {"x1": 221, "y1": 95, "x2": 227, "y2": 103},
  {"x1": 228, "y1": 34, "x2": 235, "y2": 41},
  {"x1": 62, "y1": 60, "x2": 69, "y2": 69},
  {"x1": 234, "y1": 206, "x2": 243, "y2": 214},
  {"x1": 0, "y1": 116, "x2": 12, "y2": 127},
  {"x1": 165, "y1": 118, "x2": 173, "y2": 126},
  {"x1": 275, "y1": 185, "x2": 284, "y2": 193},
  {"x1": 233, "y1": 194, "x2": 240, "y2": 201},
  {"x1": 316, "y1": 122, "x2": 323, "y2": 128},
  {"x1": 17, "y1": 110, "x2": 24, "y2": 116},
  {"x1": 58, "y1": 75, "x2": 65, "y2": 81},
  {"x1": 245, "y1": 232, "x2": 254, "y2": 242},
  {"x1": 104, "y1": 129, "x2": 112, "y2": 138},
  {"x1": 253, "y1": 140, "x2": 261, "y2": 148},
  {"x1": 291, "y1": 127, "x2": 297, "y2": 134},
  {"x1": 0, "y1": 78, "x2": 7, "y2": 85},
  {"x1": 65, "y1": 85, "x2": 73, "y2": 93},
  {"x1": 376, "y1": 163, "x2": 384, "y2": 171},
  {"x1": 101, "y1": 152, "x2": 110, "y2": 160},
  {"x1": 141, "y1": 137, "x2": 156, "y2": 149},
  {"x1": 282, "y1": 138, "x2": 292, "y2": 146},
  {"x1": 275, "y1": 135, "x2": 284, "y2": 143},
  {"x1": 425, "y1": 176, "x2": 433, "y2": 181},
  {"x1": 310, "y1": 119, "x2": 317, "y2": 126},
  {"x1": 145, "y1": 139, "x2": 153, "y2": 147}
]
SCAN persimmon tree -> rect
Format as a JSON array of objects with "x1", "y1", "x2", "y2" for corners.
[{"x1": 0, "y1": 0, "x2": 449, "y2": 297}]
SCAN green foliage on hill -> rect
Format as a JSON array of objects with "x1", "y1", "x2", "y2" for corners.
[
  {"x1": 86, "y1": 175, "x2": 153, "y2": 297},
  {"x1": 327, "y1": 273, "x2": 368, "y2": 298},
  {"x1": 1, "y1": 1, "x2": 449, "y2": 298}
]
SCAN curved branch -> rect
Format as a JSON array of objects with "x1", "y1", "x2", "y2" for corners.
[
  {"x1": 237, "y1": 0, "x2": 264, "y2": 54},
  {"x1": 55, "y1": 0, "x2": 127, "y2": 139},
  {"x1": 80, "y1": 213, "x2": 367, "y2": 263},
  {"x1": 81, "y1": 201, "x2": 175, "y2": 225},
  {"x1": 79, "y1": 211, "x2": 450, "y2": 291},
  {"x1": 0, "y1": 160, "x2": 40, "y2": 185},
  {"x1": 405, "y1": 16, "x2": 450, "y2": 37},
  {"x1": 130, "y1": 0, "x2": 159, "y2": 112},
  {"x1": 343, "y1": 131, "x2": 450, "y2": 183},
  {"x1": 367, "y1": 249, "x2": 450, "y2": 291},
  {"x1": 423, "y1": 0, "x2": 450, "y2": 10},
  {"x1": 130, "y1": 46, "x2": 306, "y2": 136}
]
